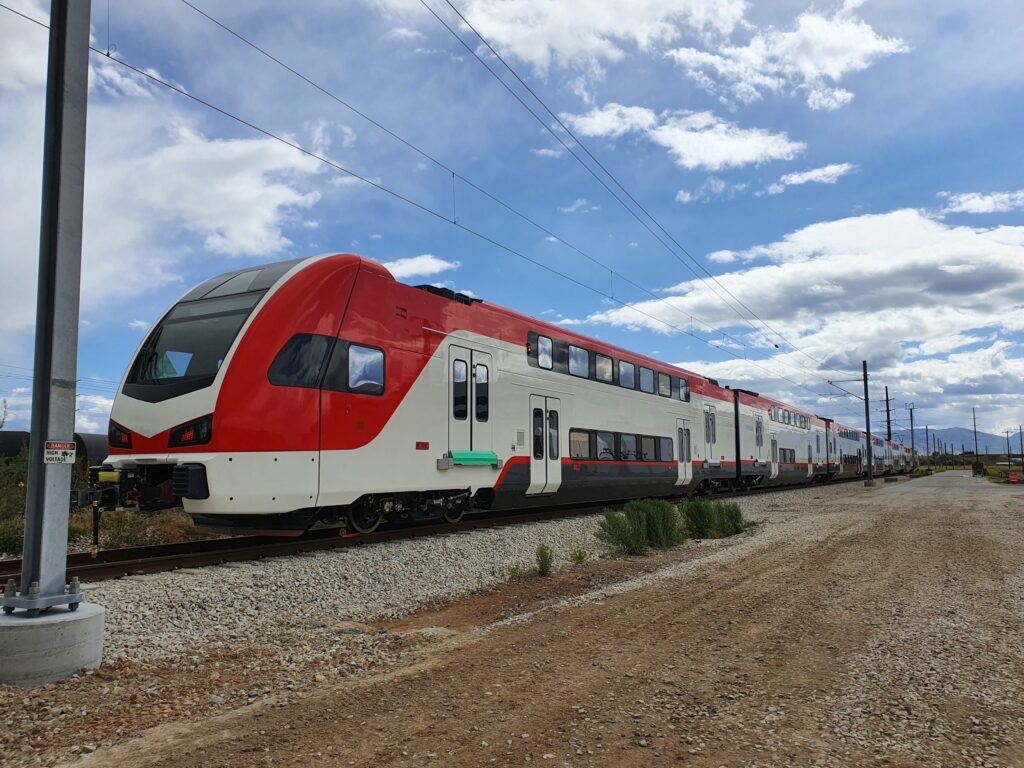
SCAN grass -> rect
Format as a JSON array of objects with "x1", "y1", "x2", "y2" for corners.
[
  {"x1": 680, "y1": 499, "x2": 747, "y2": 539},
  {"x1": 597, "y1": 499, "x2": 689, "y2": 556},
  {"x1": 536, "y1": 544, "x2": 554, "y2": 577},
  {"x1": 568, "y1": 545, "x2": 591, "y2": 565}
]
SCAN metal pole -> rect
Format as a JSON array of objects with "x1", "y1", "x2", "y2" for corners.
[
  {"x1": 863, "y1": 361, "x2": 875, "y2": 487},
  {"x1": 972, "y1": 408, "x2": 979, "y2": 455},
  {"x1": 2, "y1": 0, "x2": 91, "y2": 616},
  {"x1": 925, "y1": 425, "x2": 929, "y2": 464},
  {"x1": 1018, "y1": 426, "x2": 1022, "y2": 471},
  {"x1": 1006, "y1": 430, "x2": 1012, "y2": 471},
  {"x1": 884, "y1": 386, "x2": 892, "y2": 441},
  {"x1": 908, "y1": 404, "x2": 915, "y2": 466}
]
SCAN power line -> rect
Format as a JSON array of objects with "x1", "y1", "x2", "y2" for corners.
[
  {"x1": 430, "y1": 0, "x2": 858, "y2": 381},
  {"x1": 0, "y1": 2, "x2": 867, "y2": 424}
]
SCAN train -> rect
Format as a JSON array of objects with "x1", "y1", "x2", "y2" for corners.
[{"x1": 91, "y1": 253, "x2": 915, "y2": 534}]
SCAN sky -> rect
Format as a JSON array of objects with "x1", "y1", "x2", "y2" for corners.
[{"x1": 1, "y1": 0, "x2": 1023, "y2": 438}]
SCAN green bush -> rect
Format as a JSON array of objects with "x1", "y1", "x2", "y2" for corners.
[
  {"x1": 0, "y1": 443, "x2": 29, "y2": 521},
  {"x1": 597, "y1": 499, "x2": 688, "y2": 556},
  {"x1": 568, "y1": 545, "x2": 591, "y2": 564},
  {"x1": 681, "y1": 499, "x2": 746, "y2": 539},
  {"x1": 596, "y1": 508, "x2": 648, "y2": 556},
  {"x1": 536, "y1": 544, "x2": 554, "y2": 577},
  {"x1": 0, "y1": 517, "x2": 24, "y2": 555}
]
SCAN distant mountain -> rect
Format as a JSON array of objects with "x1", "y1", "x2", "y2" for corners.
[{"x1": 891, "y1": 426, "x2": 1020, "y2": 455}]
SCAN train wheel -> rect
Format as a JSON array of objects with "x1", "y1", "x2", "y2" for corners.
[
  {"x1": 347, "y1": 506, "x2": 383, "y2": 535},
  {"x1": 443, "y1": 506, "x2": 465, "y2": 524}
]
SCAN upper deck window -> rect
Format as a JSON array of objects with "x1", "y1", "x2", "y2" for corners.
[
  {"x1": 568, "y1": 345, "x2": 589, "y2": 377},
  {"x1": 639, "y1": 367, "x2": 655, "y2": 394},
  {"x1": 537, "y1": 336, "x2": 553, "y2": 369},
  {"x1": 618, "y1": 361, "x2": 635, "y2": 389},
  {"x1": 595, "y1": 354, "x2": 613, "y2": 382}
]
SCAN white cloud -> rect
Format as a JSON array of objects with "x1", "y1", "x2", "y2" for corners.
[
  {"x1": 386, "y1": 26, "x2": 425, "y2": 41},
  {"x1": 667, "y1": 3, "x2": 907, "y2": 110},
  {"x1": 764, "y1": 162, "x2": 857, "y2": 195},
  {"x1": 531, "y1": 147, "x2": 565, "y2": 158},
  {"x1": 128, "y1": 319, "x2": 152, "y2": 332},
  {"x1": 558, "y1": 198, "x2": 590, "y2": 213},
  {"x1": 456, "y1": 0, "x2": 747, "y2": 73},
  {"x1": 938, "y1": 190, "x2": 1024, "y2": 215},
  {"x1": 676, "y1": 175, "x2": 732, "y2": 204},
  {"x1": 649, "y1": 111, "x2": 804, "y2": 171},
  {"x1": 382, "y1": 254, "x2": 460, "y2": 279},
  {"x1": 561, "y1": 103, "x2": 658, "y2": 138},
  {"x1": 562, "y1": 105, "x2": 804, "y2": 172},
  {"x1": 370, "y1": 233, "x2": 383, "y2": 239},
  {"x1": 0, "y1": 0, "x2": 47, "y2": 91}
]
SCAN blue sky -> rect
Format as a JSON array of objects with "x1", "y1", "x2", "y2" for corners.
[{"x1": 1, "y1": 0, "x2": 1022, "y2": 436}]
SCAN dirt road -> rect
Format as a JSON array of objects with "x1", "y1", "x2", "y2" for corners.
[{"x1": 73, "y1": 473, "x2": 1024, "y2": 768}]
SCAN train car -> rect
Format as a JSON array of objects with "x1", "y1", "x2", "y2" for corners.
[{"x1": 95, "y1": 253, "x2": 892, "y2": 535}]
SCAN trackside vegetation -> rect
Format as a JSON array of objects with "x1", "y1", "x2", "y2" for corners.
[{"x1": 597, "y1": 498, "x2": 750, "y2": 556}]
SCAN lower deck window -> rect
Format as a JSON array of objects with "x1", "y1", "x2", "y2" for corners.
[
  {"x1": 569, "y1": 430, "x2": 590, "y2": 459},
  {"x1": 597, "y1": 431, "x2": 615, "y2": 460}
]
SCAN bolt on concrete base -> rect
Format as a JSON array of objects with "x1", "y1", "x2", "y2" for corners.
[{"x1": 0, "y1": 603, "x2": 104, "y2": 686}]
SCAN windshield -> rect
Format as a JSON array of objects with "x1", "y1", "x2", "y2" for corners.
[{"x1": 129, "y1": 292, "x2": 264, "y2": 386}]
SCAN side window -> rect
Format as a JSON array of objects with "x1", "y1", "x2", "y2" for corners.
[
  {"x1": 548, "y1": 410, "x2": 559, "y2": 459},
  {"x1": 816, "y1": 434, "x2": 821, "y2": 453},
  {"x1": 453, "y1": 360, "x2": 468, "y2": 420},
  {"x1": 537, "y1": 336, "x2": 553, "y2": 369},
  {"x1": 618, "y1": 361, "x2": 635, "y2": 389},
  {"x1": 596, "y1": 431, "x2": 615, "y2": 460},
  {"x1": 620, "y1": 434, "x2": 637, "y2": 461},
  {"x1": 568, "y1": 345, "x2": 589, "y2": 377},
  {"x1": 658, "y1": 372, "x2": 671, "y2": 397},
  {"x1": 595, "y1": 354, "x2": 613, "y2": 382},
  {"x1": 348, "y1": 344, "x2": 385, "y2": 395},
  {"x1": 755, "y1": 416, "x2": 764, "y2": 446},
  {"x1": 569, "y1": 429, "x2": 590, "y2": 459},
  {"x1": 474, "y1": 364, "x2": 489, "y2": 422},
  {"x1": 268, "y1": 333, "x2": 333, "y2": 388},
  {"x1": 641, "y1": 436, "x2": 656, "y2": 461},
  {"x1": 710, "y1": 413, "x2": 717, "y2": 444},
  {"x1": 658, "y1": 437, "x2": 673, "y2": 461},
  {"x1": 532, "y1": 408, "x2": 544, "y2": 458},
  {"x1": 678, "y1": 378, "x2": 690, "y2": 402},
  {"x1": 639, "y1": 367, "x2": 655, "y2": 393}
]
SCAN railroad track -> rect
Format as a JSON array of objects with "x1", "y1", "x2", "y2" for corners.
[{"x1": 0, "y1": 474, "x2": 895, "y2": 586}]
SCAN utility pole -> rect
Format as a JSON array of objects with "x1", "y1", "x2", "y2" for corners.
[
  {"x1": 862, "y1": 361, "x2": 875, "y2": 487},
  {"x1": 0, "y1": 0, "x2": 103, "y2": 687},
  {"x1": 1006, "y1": 430, "x2": 1013, "y2": 470},
  {"x1": 884, "y1": 386, "x2": 892, "y2": 441},
  {"x1": 1019, "y1": 426, "x2": 1023, "y2": 471},
  {"x1": 971, "y1": 408, "x2": 983, "y2": 476},
  {"x1": 972, "y1": 408, "x2": 980, "y2": 455},
  {"x1": 906, "y1": 403, "x2": 916, "y2": 466},
  {"x1": 925, "y1": 425, "x2": 929, "y2": 460}
]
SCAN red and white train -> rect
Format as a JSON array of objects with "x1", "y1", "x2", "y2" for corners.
[{"x1": 96, "y1": 253, "x2": 914, "y2": 534}]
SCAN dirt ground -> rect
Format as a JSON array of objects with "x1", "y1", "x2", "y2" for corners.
[{"x1": 37, "y1": 472, "x2": 1018, "y2": 768}]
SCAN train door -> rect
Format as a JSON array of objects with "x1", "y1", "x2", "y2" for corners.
[
  {"x1": 527, "y1": 395, "x2": 562, "y2": 495},
  {"x1": 770, "y1": 435, "x2": 779, "y2": 480},
  {"x1": 704, "y1": 404, "x2": 719, "y2": 466},
  {"x1": 755, "y1": 416, "x2": 764, "y2": 463},
  {"x1": 448, "y1": 345, "x2": 493, "y2": 453},
  {"x1": 675, "y1": 418, "x2": 692, "y2": 486},
  {"x1": 807, "y1": 443, "x2": 814, "y2": 478}
]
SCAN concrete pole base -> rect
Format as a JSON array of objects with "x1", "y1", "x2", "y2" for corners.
[
  {"x1": 0, "y1": 603, "x2": 104, "y2": 686},
  {"x1": 864, "y1": 479, "x2": 877, "y2": 487}
]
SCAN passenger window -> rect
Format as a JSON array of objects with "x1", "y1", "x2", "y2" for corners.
[
  {"x1": 620, "y1": 434, "x2": 637, "y2": 461},
  {"x1": 268, "y1": 334, "x2": 333, "y2": 389},
  {"x1": 641, "y1": 436, "x2": 656, "y2": 461},
  {"x1": 658, "y1": 437, "x2": 673, "y2": 461},
  {"x1": 568, "y1": 345, "x2": 589, "y2": 377},
  {"x1": 596, "y1": 431, "x2": 615, "y2": 460},
  {"x1": 532, "y1": 408, "x2": 544, "y2": 458},
  {"x1": 618, "y1": 361, "x2": 635, "y2": 389},
  {"x1": 639, "y1": 367, "x2": 654, "y2": 393},
  {"x1": 453, "y1": 360, "x2": 468, "y2": 420},
  {"x1": 678, "y1": 378, "x2": 690, "y2": 401},
  {"x1": 684, "y1": 429, "x2": 691, "y2": 461},
  {"x1": 658, "y1": 372, "x2": 671, "y2": 397},
  {"x1": 537, "y1": 336, "x2": 552, "y2": 369},
  {"x1": 548, "y1": 410, "x2": 559, "y2": 459},
  {"x1": 348, "y1": 344, "x2": 385, "y2": 395},
  {"x1": 755, "y1": 417, "x2": 764, "y2": 447},
  {"x1": 569, "y1": 430, "x2": 590, "y2": 459},
  {"x1": 474, "y1": 364, "x2": 489, "y2": 422},
  {"x1": 595, "y1": 354, "x2": 613, "y2": 382}
]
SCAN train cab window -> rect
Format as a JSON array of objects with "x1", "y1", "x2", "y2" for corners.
[
  {"x1": 569, "y1": 430, "x2": 591, "y2": 459},
  {"x1": 532, "y1": 408, "x2": 544, "y2": 458},
  {"x1": 268, "y1": 333, "x2": 333, "y2": 389},
  {"x1": 658, "y1": 437, "x2": 673, "y2": 461},
  {"x1": 639, "y1": 367, "x2": 655, "y2": 393},
  {"x1": 453, "y1": 360, "x2": 468, "y2": 420},
  {"x1": 658, "y1": 372, "x2": 671, "y2": 397},
  {"x1": 474, "y1": 364, "x2": 489, "y2": 422},
  {"x1": 618, "y1": 361, "x2": 635, "y2": 389},
  {"x1": 641, "y1": 436, "x2": 656, "y2": 461},
  {"x1": 548, "y1": 410, "x2": 559, "y2": 459},
  {"x1": 596, "y1": 431, "x2": 615, "y2": 460},
  {"x1": 568, "y1": 345, "x2": 589, "y2": 377},
  {"x1": 537, "y1": 336, "x2": 553, "y2": 369},
  {"x1": 595, "y1": 354, "x2": 613, "y2": 382},
  {"x1": 348, "y1": 345, "x2": 385, "y2": 395},
  {"x1": 620, "y1": 434, "x2": 637, "y2": 460},
  {"x1": 678, "y1": 378, "x2": 691, "y2": 402}
]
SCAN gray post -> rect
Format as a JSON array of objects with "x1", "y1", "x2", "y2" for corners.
[
  {"x1": 863, "y1": 361, "x2": 875, "y2": 487},
  {"x1": 884, "y1": 386, "x2": 891, "y2": 441},
  {"x1": 907, "y1": 404, "x2": 915, "y2": 466},
  {"x1": 1018, "y1": 426, "x2": 1022, "y2": 471},
  {"x1": 2, "y1": 0, "x2": 91, "y2": 614}
]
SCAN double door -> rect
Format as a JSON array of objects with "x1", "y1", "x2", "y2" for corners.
[
  {"x1": 527, "y1": 395, "x2": 562, "y2": 495},
  {"x1": 676, "y1": 418, "x2": 692, "y2": 486},
  {"x1": 448, "y1": 345, "x2": 492, "y2": 453}
]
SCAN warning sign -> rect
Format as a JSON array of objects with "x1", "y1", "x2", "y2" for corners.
[{"x1": 44, "y1": 441, "x2": 77, "y2": 464}]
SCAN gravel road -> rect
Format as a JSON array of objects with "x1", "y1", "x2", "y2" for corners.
[{"x1": 56, "y1": 472, "x2": 1024, "y2": 768}]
